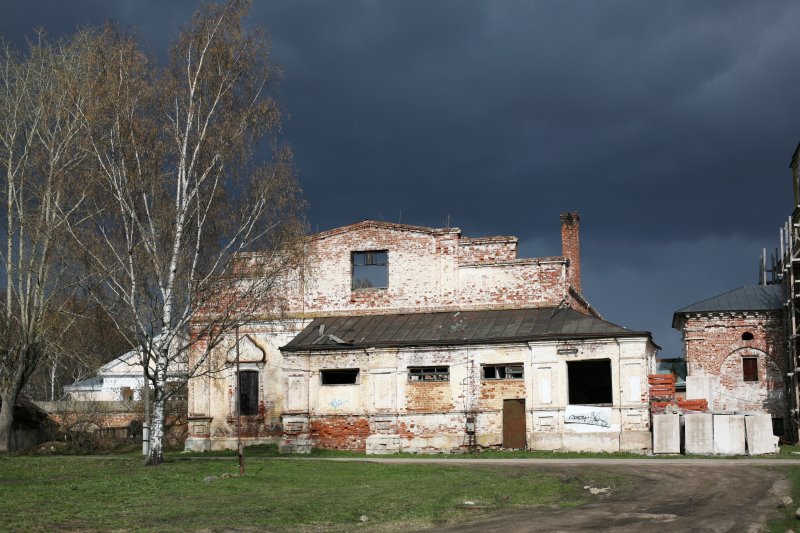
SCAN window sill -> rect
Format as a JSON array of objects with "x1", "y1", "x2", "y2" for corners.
[{"x1": 226, "y1": 415, "x2": 264, "y2": 423}]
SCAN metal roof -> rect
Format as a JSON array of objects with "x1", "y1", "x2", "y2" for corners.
[
  {"x1": 675, "y1": 285, "x2": 782, "y2": 315},
  {"x1": 281, "y1": 307, "x2": 651, "y2": 352},
  {"x1": 672, "y1": 285, "x2": 783, "y2": 330}
]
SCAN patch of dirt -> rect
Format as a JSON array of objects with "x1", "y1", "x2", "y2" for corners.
[{"x1": 427, "y1": 464, "x2": 789, "y2": 532}]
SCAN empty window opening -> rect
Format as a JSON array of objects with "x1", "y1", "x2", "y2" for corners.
[
  {"x1": 321, "y1": 368, "x2": 359, "y2": 385},
  {"x1": 742, "y1": 332, "x2": 754, "y2": 341},
  {"x1": 483, "y1": 364, "x2": 524, "y2": 380},
  {"x1": 352, "y1": 250, "x2": 388, "y2": 289},
  {"x1": 408, "y1": 366, "x2": 449, "y2": 382},
  {"x1": 742, "y1": 357, "x2": 758, "y2": 382},
  {"x1": 238, "y1": 370, "x2": 259, "y2": 416},
  {"x1": 567, "y1": 360, "x2": 612, "y2": 405},
  {"x1": 773, "y1": 417, "x2": 785, "y2": 438}
]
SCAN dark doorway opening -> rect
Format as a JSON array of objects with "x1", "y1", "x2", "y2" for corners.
[
  {"x1": 567, "y1": 359, "x2": 612, "y2": 405},
  {"x1": 238, "y1": 370, "x2": 259, "y2": 416}
]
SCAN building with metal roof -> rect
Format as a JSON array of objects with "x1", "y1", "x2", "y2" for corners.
[
  {"x1": 673, "y1": 284, "x2": 786, "y2": 432},
  {"x1": 186, "y1": 214, "x2": 658, "y2": 454}
]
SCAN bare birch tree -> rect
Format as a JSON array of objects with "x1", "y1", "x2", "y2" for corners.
[
  {"x1": 0, "y1": 34, "x2": 93, "y2": 451},
  {"x1": 77, "y1": 1, "x2": 305, "y2": 465}
]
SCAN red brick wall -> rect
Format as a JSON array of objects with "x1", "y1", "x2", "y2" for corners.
[
  {"x1": 309, "y1": 416, "x2": 370, "y2": 450},
  {"x1": 458, "y1": 238, "x2": 518, "y2": 263},
  {"x1": 406, "y1": 382, "x2": 454, "y2": 412},
  {"x1": 234, "y1": 220, "x2": 577, "y2": 318},
  {"x1": 479, "y1": 380, "x2": 526, "y2": 411},
  {"x1": 560, "y1": 212, "x2": 580, "y2": 292},
  {"x1": 682, "y1": 311, "x2": 786, "y2": 416}
]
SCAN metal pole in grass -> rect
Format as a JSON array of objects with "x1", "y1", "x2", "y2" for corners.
[{"x1": 236, "y1": 326, "x2": 245, "y2": 475}]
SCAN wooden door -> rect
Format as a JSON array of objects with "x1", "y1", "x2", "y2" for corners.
[{"x1": 503, "y1": 398, "x2": 526, "y2": 449}]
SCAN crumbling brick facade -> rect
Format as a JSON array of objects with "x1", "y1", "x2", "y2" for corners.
[
  {"x1": 186, "y1": 214, "x2": 656, "y2": 453},
  {"x1": 680, "y1": 311, "x2": 786, "y2": 417}
]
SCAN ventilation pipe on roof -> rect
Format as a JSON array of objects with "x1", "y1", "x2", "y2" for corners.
[{"x1": 560, "y1": 211, "x2": 581, "y2": 293}]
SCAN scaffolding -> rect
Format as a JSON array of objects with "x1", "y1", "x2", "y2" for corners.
[{"x1": 771, "y1": 143, "x2": 800, "y2": 443}]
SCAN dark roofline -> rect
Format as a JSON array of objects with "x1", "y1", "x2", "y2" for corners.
[
  {"x1": 672, "y1": 285, "x2": 782, "y2": 329},
  {"x1": 281, "y1": 330, "x2": 653, "y2": 353},
  {"x1": 280, "y1": 307, "x2": 661, "y2": 353},
  {"x1": 676, "y1": 285, "x2": 783, "y2": 314}
]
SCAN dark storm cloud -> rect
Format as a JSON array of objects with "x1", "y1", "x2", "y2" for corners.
[{"x1": 2, "y1": 1, "x2": 798, "y2": 353}]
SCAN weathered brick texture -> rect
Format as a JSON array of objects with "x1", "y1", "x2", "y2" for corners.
[
  {"x1": 479, "y1": 380, "x2": 526, "y2": 411},
  {"x1": 406, "y1": 382, "x2": 454, "y2": 412},
  {"x1": 257, "y1": 220, "x2": 590, "y2": 318},
  {"x1": 186, "y1": 216, "x2": 655, "y2": 454},
  {"x1": 309, "y1": 416, "x2": 370, "y2": 450},
  {"x1": 682, "y1": 312, "x2": 786, "y2": 416},
  {"x1": 560, "y1": 212, "x2": 581, "y2": 293}
]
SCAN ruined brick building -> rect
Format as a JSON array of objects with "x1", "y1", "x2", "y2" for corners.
[
  {"x1": 673, "y1": 286, "x2": 787, "y2": 435},
  {"x1": 186, "y1": 213, "x2": 658, "y2": 453},
  {"x1": 668, "y1": 143, "x2": 800, "y2": 442}
]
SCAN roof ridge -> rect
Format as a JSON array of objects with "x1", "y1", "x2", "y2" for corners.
[{"x1": 674, "y1": 284, "x2": 782, "y2": 314}]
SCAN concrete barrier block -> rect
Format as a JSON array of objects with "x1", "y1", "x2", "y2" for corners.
[
  {"x1": 652, "y1": 413, "x2": 680, "y2": 454},
  {"x1": 684, "y1": 413, "x2": 713, "y2": 455},
  {"x1": 713, "y1": 414, "x2": 745, "y2": 455},
  {"x1": 745, "y1": 414, "x2": 779, "y2": 455}
]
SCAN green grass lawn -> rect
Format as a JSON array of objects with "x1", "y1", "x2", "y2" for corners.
[
  {"x1": 0, "y1": 454, "x2": 627, "y2": 532},
  {"x1": 172, "y1": 442, "x2": 800, "y2": 461}
]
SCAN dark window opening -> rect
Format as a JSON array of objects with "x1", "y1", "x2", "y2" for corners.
[
  {"x1": 409, "y1": 366, "x2": 449, "y2": 382},
  {"x1": 321, "y1": 368, "x2": 359, "y2": 385},
  {"x1": 352, "y1": 250, "x2": 388, "y2": 289},
  {"x1": 483, "y1": 364, "x2": 524, "y2": 380},
  {"x1": 238, "y1": 370, "x2": 259, "y2": 416},
  {"x1": 742, "y1": 357, "x2": 759, "y2": 382},
  {"x1": 567, "y1": 360, "x2": 612, "y2": 405},
  {"x1": 742, "y1": 332, "x2": 754, "y2": 341},
  {"x1": 773, "y1": 417, "x2": 785, "y2": 438}
]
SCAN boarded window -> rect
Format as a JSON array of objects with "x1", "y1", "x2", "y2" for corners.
[
  {"x1": 483, "y1": 364, "x2": 524, "y2": 380},
  {"x1": 742, "y1": 357, "x2": 758, "y2": 382},
  {"x1": 567, "y1": 359, "x2": 612, "y2": 405},
  {"x1": 408, "y1": 366, "x2": 449, "y2": 382},
  {"x1": 120, "y1": 387, "x2": 133, "y2": 402},
  {"x1": 238, "y1": 370, "x2": 259, "y2": 416},
  {"x1": 352, "y1": 251, "x2": 388, "y2": 289},
  {"x1": 321, "y1": 368, "x2": 359, "y2": 385}
]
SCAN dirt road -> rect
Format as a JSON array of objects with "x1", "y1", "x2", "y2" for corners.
[
  {"x1": 286, "y1": 457, "x2": 796, "y2": 531},
  {"x1": 424, "y1": 461, "x2": 790, "y2": 533}
]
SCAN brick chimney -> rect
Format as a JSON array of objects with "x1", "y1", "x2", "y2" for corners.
[{"x1": 560, "y1": 212, "x2": 581, "y2": 293}]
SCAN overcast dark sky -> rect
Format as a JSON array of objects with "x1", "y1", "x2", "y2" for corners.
[{"x1": 3, "y1": 1, "x2": 797, "y2": 356}]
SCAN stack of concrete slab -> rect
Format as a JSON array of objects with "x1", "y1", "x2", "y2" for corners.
[{"x1": 654, "y1": 412, "x2": 778, "y2": 455}]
